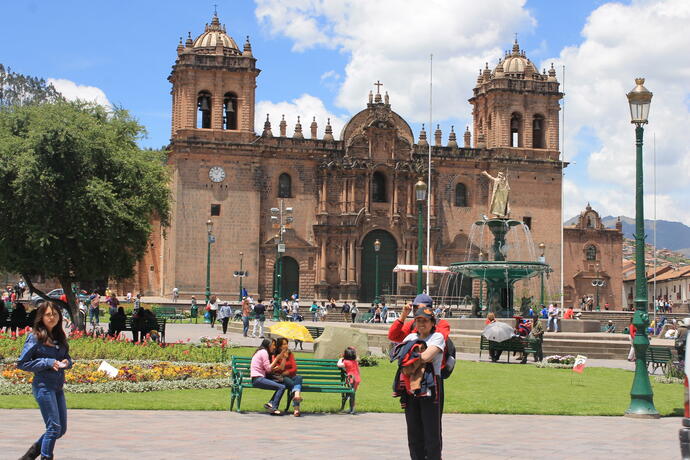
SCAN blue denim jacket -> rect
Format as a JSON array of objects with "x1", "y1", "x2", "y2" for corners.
[{"x1": 17, "y1": 333, "x2": 73, "y2": 391}]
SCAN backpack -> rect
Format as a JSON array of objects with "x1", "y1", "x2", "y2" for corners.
[{"x1": 441, "y1": 338, "x2": 456, "y2": 379}]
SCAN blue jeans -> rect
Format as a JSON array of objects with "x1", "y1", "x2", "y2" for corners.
[
  {"x1": 33, "y1": 386, "x2": 67, "y2": 457},
  {"x1": 89, "y1": 308, "x2": 99, "y2": 326},
  {"x1": 547, "y1": 317, "x2": 558, "y2": 332},
  {"x1": 242, "y1": 317, "x2": 250, "y2": 336},
  {"x1": 252, "y1": 377, "x2": 285, "y2": 410},
  {"x1": 282, "y1": 375, "x2": 303, "y2": 407}
]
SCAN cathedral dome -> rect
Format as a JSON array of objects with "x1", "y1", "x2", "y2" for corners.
[
  {"x1": 193, "y1": 14, "x2": 239, "y2": 51},
  {"x1": 496, "y1": 39, "x2": 537, "y2": 75}
]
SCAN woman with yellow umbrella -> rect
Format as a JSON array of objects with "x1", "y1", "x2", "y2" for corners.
[{"x1": 271, "y1": 337, "x2": 304, "y2": 417}]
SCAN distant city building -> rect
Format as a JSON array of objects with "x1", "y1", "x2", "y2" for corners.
[{"x1": 563, "y1": 205, "x2": 623, "y2": 309}]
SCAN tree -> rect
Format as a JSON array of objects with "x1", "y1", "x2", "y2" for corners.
[
  {"x1": 0, "y1": 101, "x2": 171, "y2": 327},
  {"x1": 0, "y1": 64, "x2": 62, "y2": 108}
]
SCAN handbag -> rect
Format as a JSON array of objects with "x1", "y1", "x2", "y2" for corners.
[
  {"x1": 268, "y1": 373, "x2": 284, "y2": 383},
  {"x1": 205, "y1": 303, "x2": 211, "y2": 312}
]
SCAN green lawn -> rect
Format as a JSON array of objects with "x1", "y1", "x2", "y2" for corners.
[{"x1": 0, "y1": 358, "x2": 683, "y2": 416}]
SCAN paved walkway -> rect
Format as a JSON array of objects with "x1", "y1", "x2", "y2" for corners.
[
  {"x1": 1, "y1": 410, "x2": 680, "y2": 459},
  {"x1": 160, "y1": 322, "x2": 640, "y2": 370}
]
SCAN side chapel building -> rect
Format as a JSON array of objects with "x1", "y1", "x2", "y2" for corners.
[{"x1": 136, "y1": 14, "x2": 567, "y2": 303}]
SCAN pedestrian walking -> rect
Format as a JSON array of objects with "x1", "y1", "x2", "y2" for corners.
[
  {"x1": 17, "y1": 301, "x2": 72, "y2": 460},
  {"x1": 88, "y1": 291, "x2": 100, "y2": 329},
  {"x1": 241, "y1": 298, "x2": 252, "y2": 337},
  {"x1": 547, "y1": 303, "x2": 559, "y2": 332},
  {"x1": 207, "y1": 295, "x2": 219, "y2": 328},
  {"x1": 350, "y1": 302, "x2": 358, "y2": 323},
  {"x1": 342, "y1": 302, "x2": 351, "y2": 322},
  {"x1": 252, "y1": 300, "x2": 266, "y2": 338},
  {"x1": 291, "y1": 299, "x2": 300, "y2": 322},
  {"x1": 382, "y1": 302, "x2": 389, "y2": 323},
  {"x1": 218, "y1": 302, "x2": 233, "y2": 334},
  {"x1": 310, "y1": 301, "x2": 319, "y2": 322}
]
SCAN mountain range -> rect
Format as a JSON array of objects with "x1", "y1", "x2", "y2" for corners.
[{"x1": 564, "y1": 215, "x2": 690, "y2": 257}]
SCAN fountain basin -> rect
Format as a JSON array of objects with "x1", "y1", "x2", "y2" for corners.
[{"x1": 449, "y1": 261, "x2": 550, "y2": 280}]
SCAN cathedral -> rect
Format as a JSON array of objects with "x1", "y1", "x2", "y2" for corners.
[{"x1": 136, "y1": 14, "x2": 565, "y2": 303}]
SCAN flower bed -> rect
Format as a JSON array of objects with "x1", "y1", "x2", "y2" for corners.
[
  {"x1": 536, "y1": 355, "x2": 576, "y2": 369},
  {"x1": 0, "y1": 360, "x2": 231, "y2": 395},
  {"x1": 0, "y1": 329, "x2": 233, "y2": 363}
]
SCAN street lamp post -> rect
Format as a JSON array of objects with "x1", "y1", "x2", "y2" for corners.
[
  {"x1": 271, "y1": 200, "x2": 293, "y2": 321},
  {"x1": 239, "y1": 252, "x2": 244, "y2": 301},
  {"x1": 592, "y1": 265, "x2": 605, "y2": 311},
  {"x1": 374, "y1": 239, "x2": 381, "y2": 304},
  {"x1": 538, "y1": 243, "x2": 546, "y2": 306},
  {"x1": 415, "y1": 181, "x2": 427, "y2": 295},
  {"x1": 205, "y1": 219, "x2": 214, "y2": 305},
  {"x1": 624, "y1": 77, "x2": 658, "y2": 418}
]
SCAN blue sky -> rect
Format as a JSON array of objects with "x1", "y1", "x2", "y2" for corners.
[{"x1": 2, "y1": 0, "x2": 689, "y2": 225}]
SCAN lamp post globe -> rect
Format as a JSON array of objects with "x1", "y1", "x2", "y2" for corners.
[
  {"x1": 624, "y1": 77, "x2": 658, "y2": 418},
  {"x1": 415, "y1": 181, "x2": 427, "y2": 295}
]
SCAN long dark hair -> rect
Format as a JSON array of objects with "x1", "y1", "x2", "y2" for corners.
[
  {"x1": 33, "y1": 301, "x2": 68, "y2": 351},
  {"x1": 254, "y1": 338, "x2": 273, "y2": 356}
]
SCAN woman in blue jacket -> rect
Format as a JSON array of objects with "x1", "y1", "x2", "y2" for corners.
[{"x1": 17, "y1": 301, "x2": 72, "y2": 460}]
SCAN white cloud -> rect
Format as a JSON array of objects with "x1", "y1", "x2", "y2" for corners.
[
  {"x1": 47, "y1": 78, "x2": 111, "y2": 107},
  {"x1": 255, "y1": 94, "x2": 348, "y2": 139},
  {"x1": 255, "y1": 0, "x2": 536, "y2": 122},
  {"x1": 545, "y1": 0, "x2": 690, "y2": 225}
]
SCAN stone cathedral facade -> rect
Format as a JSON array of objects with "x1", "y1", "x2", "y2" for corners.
[{"x1": 137, "y1": 15, "x2": 566, "y2": 303}]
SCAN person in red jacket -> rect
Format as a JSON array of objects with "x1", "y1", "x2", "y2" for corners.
[{"x1": 388, "y1": 294, "x2": 450, "y2": 343}]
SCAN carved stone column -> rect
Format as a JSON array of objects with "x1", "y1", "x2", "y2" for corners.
[
  {"x1": 320, "y1": 238, "x2": 327, "y2": 283},
  {"x1": 350, "y1": 176, "x2": 356, "y2": 212},
  {"x1": 348, "y1": 239, "x2": 356, "y2": 283},
  {"x1": 340, "y1": 240, "x2": 347, "y2": 283}
]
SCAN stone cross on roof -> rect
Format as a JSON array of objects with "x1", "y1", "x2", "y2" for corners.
[{"x1": 374, "y1": 80, "x2": 383, "y2": 94}]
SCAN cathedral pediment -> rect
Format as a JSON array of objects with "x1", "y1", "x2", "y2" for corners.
[{"x1": 340, "y1": 85, "x2": 414, "y2": 161}]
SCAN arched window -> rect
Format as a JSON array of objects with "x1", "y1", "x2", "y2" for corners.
[
  {"x1": 586, "y1": 245, "x2": 597, "y2": 261},
  {"x1": 454, "y1": 183, "x2": 467, "y2": 207},
  {"x1": 532, "y1": 114, "x2": 545, "y2": 148},
  {"x1": 197, "y1": 91, "x2": 212, "y2": 129},
  {"x1": 278, "y1": 173, "x2": 292, "y2": 198},
  {"x1": 372, "y1": 172, "x2": 387, "y2": 202},
  {"x1": 510, "y1": 112, "x2": 522, "y2": 147},
  {"x1": 223, "y1": 92, "x2": 238, "y2": 130}
]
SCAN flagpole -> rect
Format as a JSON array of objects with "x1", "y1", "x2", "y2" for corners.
[
  {"x1": 560, "y1": 64, "x2": 566, "y2": 312},
  {"x1": 653, "y1": 132, "x2": 657, "y2": 327},
  {"x1": 426, "y1": 53, "x2": 433, "y2": 293}
]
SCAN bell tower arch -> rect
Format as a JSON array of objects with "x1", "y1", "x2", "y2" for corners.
[
  {"x1": 469, "y1": 40, "x2": 562, "y2": 153},
  {"x1": 169, "y1": 13, "x2": 260, "y2": 140}
]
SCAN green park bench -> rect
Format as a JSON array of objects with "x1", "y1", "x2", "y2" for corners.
[
  {"x1": 479, "y1": 335, "x2": 540, "y2": 363},
  {"x1": 152, "y1": 306, "x2": 185, "y2": 322},
  {"x1": 121, "y1": 317, "x2": 167, "y2": 343},
  {"x1": 229, "y1": 356, "x2": 355, "y2": 413},
  {"x1": 645, "y1": 345, "x2": 673, "y2": 374}
]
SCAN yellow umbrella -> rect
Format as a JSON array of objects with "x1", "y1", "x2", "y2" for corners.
[{"x1": 270, "y1": 322, "x2": 315, "y2": 342}]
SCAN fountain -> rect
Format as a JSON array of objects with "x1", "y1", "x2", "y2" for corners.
[{"x1": 444, "y1": 171, "x2": 551, "y2": 317}]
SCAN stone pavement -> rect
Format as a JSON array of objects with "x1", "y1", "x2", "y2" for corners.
[{"x1": 1, "y1": 409, "x2": 680, "y2": 459}]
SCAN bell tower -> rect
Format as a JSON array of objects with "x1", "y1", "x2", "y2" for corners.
[
  {"x1": 469, "y1": 40, "x2": 562, "y2": 153},
  {"x1": 169, "y1": 13, "x2": 260, "y2": 140}
]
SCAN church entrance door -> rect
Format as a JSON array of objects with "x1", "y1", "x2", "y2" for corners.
[
  {"x1": 275, "y1": 256, "x2": 299, "y2": 300},
  {"x1": 360, "y1": 230, "x2": 398, "y2": 303}
]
